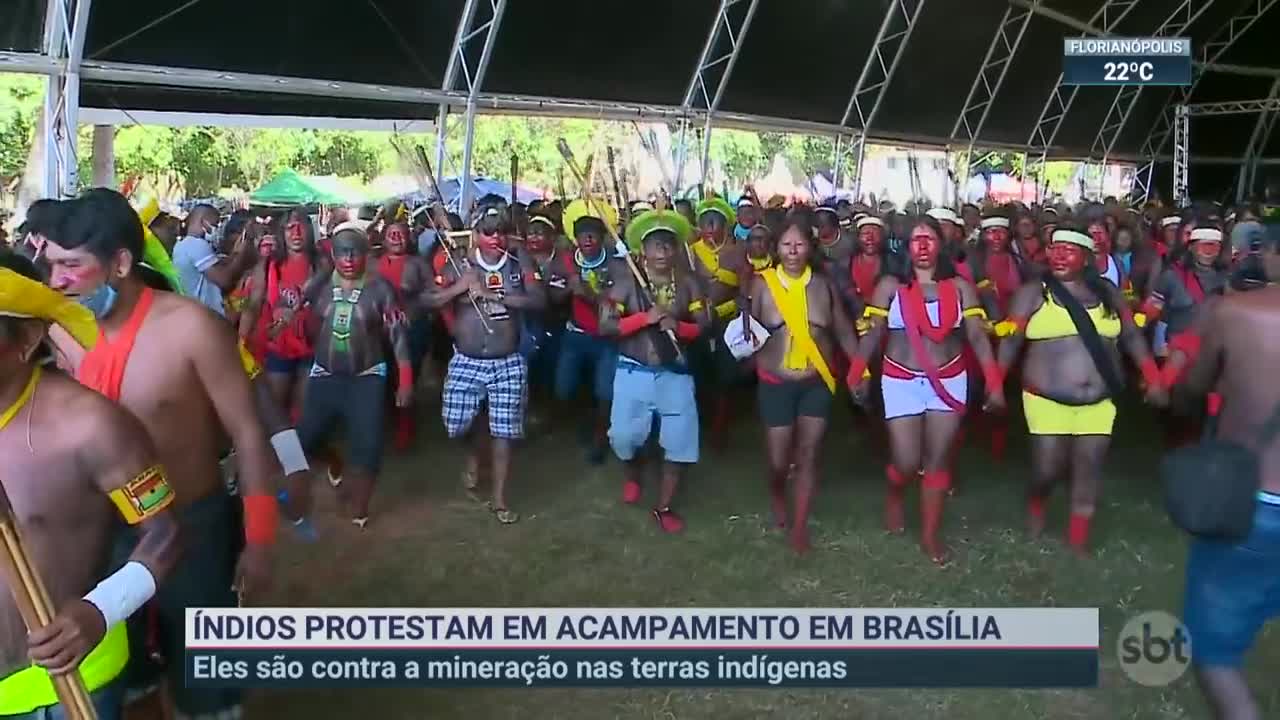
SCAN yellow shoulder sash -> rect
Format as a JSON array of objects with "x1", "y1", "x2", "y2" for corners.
[
  {"x1": 760, "y1": 268, "x2": 836, "y2": 393},
  {"x1": 692, "y1": 240, "x2": 740, "y2": 288}
]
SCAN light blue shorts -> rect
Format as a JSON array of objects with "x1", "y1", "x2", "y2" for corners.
[{"x1": 609, "y1": 357, "x2": 699, "y2": 464}]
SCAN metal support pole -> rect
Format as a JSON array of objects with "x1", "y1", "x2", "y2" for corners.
[
  {"x1": 1132, "y1": 0, "x2": 1280, "y2": 204},
  {"x1": 679, "y1": 0, "x2": 760, "y2": 192},
  {"x1": 1024, "y1": 0, "x2": 1143, "y2": 203},
  {"x1": 1235, "y1": 78, "x2": 1280, "y2": 201},
  {"x1": 950, "y1": 2, "x2": 1038, "y2": 187},
  {"x1": 437, "y1": 0, "x2": 507, "y2": 222},
  {"x1": 1173, "y1": 104, "x2": 1190, "y2": 207},
  {"x1": 834, "y1": 0, "x2": 927, "y2": 199},
  {"x1": 1088, "y1": 0, "x2": 1214, "y2": 199}
]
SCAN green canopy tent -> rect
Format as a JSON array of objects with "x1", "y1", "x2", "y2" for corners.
[{"x1": 249, "y1": 169, "x2": 368, "y2": 207}]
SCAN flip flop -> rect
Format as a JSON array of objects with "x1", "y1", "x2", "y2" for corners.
[
  {"x1": 351, "y1": 517, "x2": 369, "y2": 529},
  {"x1": 327, "y1": 468, "x2": 343, "y2": 488},
  {"x1": 652, "y1": 507, "x2": 685, "y2": 534},
  {"x1": 462, "y1": 469, "x2": 484, "y2": 503},
  {"x1": 491, "y1": 507, "x2": 520, "y2": 524}
]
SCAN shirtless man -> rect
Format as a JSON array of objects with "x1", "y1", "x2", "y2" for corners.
[
  {"x1": 747, "y1": 218, "x2": 860, "y2": 554},
  {"x1": 690, "y1": 197, "x2": 747, "y2": 447},
  {"x1": 290, "y1": 225, "x2": 412, "y2": 527},
  {"x1": 43, "y1": 189, "x2": 279, "y2": 720},
  {"x1": 0, "y1": 255, "x2": 180, "y2": 720},
  {"x1": 602, "y1": 210, "x2": 710, "y2": 533},
  {"x1": 376, "y1": 221, "x2": 431, "y2": 450},
  {"x1": 1176, "y1": 281, "x2": 1280, "y2": 720},
  {"x1": 426, "y1": 206, "x2": 546, "y2": 524}
]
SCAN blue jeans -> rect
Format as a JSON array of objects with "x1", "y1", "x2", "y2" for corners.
[
  {"x1": 555, "y1": 329, "x2": 617, "y2": 403},
  {"x1": 4, "y1": 676, "x2": 124, "y2": 720},
  {"x1": 609, "y1": 358, "x2": 699, "y2": 463},
  {"x1": 1183, "y1": 492, "x2": 1280, "y2": 668}
]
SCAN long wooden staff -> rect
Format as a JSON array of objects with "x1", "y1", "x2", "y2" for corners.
[
  {"x1": 557, "y1": 139, "x2": 683, "y2": 362},
  {"x1": 510, "y1": 154, "x2": 519, "y2": 207},
  {"x1": 606, "y1": 147, "x2": 627, "y2": 211},
  {"x1": 390, "y1": 135, "x2": 492, "y2": 334},
  {"x1": 0, "y1": 480, "x2": 97, "y2": 720}
]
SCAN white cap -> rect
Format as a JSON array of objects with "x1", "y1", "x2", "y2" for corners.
[
  {"x1": 980, "y1": 217, "x2": 1010, "y2": 230},
  {"x1": 856, "y1": 216, "x2": 885, "y2": 229},
  {"x1": 1189, "y1": 227, "x2": 1223, "y2": 243},
  {"x1": 1160, "y1": 216, "x2": 1182, "y2": 228},
  {"x1": 926, "y1": 208, "x2": 959, "y2": 224},
  {"x1": 1050, "y1": 229, "x2": 1093, "y2": 251}
]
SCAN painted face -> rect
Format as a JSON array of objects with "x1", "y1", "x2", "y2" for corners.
[
  {"x1": 258, "y1": 233, "x2": 276, "y2": 258},
  {"x1": 698, "y1": 212, "x2": 726, "y2": 242},
  {"x1": 908, "y1": 225, "x2": 940, "y2": 269},
  {"x1": 385, "y1": 223, "x2": 409, "y2": 255},
  {"x1": 737, "y1": 205, "x2": 758, "y2": 228},
  {"x1": 777, "y1": 226, "x2": 810, "y2": 273},
  {"x1": 1088, "y1": 224, "x2": 1111, "y2": 256},
  {"x1": 857, "y1": 225, "x2": 882, "y2": 255},
  {"x1": 1192, "y1": 239, "x2": 1222, "y2": 266},
  {"x1": 575, "y1": 229, "x2": 602, "y2": 259},
  {"x1": 474, "y1": 222, "x2": 506, "y2": 255},
  {"x1": 747, "y1": 227, "x2": 771, "y2": 258},
  {"x1": 1048, "y1": 242, "x2": 1089, "y2": 278},
  {"x1": 526, "y1": 222, "x2": 553, "y2": 253},
  {"x1": 1015, "y1": 216, "x2": 1036, "y2": 240},
  {"x1": 643, "y1": 234, "x2": 675, "y2": 274},
  {"x1": 983, "y1": 227, "x2": 1010, "y2": 253},
  {"x1": 942, "y1": 221, "x2": 964, "y2": 246},
  {"x1": 331, "y1": 233, "x2": 368, "y2": 279},
  {"x1": 285, "y1": 217, "x2": 307, "y2": 252},
  {"x1": 44, "y1": 242, "x2": 115, "y2": 297},
  {"x1": 816, "y1": 214, "x2": 839, "y2": 243}
]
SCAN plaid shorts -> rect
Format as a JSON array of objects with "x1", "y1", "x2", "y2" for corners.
[{"x1": 442, "y1": 351, "x2": 528, "y2": 439}]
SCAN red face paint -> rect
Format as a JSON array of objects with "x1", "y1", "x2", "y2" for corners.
[
  {"x1": 857, "y1": 227, "x2": 881, "y2": 255},
  {"x1": 909, "y1": 228, "x2": 940, "y2": 268},
  {"x1": 43, "y1": 244, "x2": 108, "y2": 295},
  {"x1": 1088, "y1": 225, "x2": 1111, "y2": 256},
  {"x1": 1192, "y1": 240, "x2": 1221, "y2": 265},
  {"x1": 258, "y1": 234, "x2": 276, "y2": 258},
  {"x1": 984, "y1": 227, "x2": 1010, "y2": 253},
  {"x1": 385, "y1": 224, "x2": 409, "y2": 255},
  {"x1": 1048, "y1": 243, "x2": 1088, "y2": 278},
  {"x1": 336, "y1": 255, "x2": 367, "y2": 278},
  {"x1": 285, "y1": 220, "x2": 308, "y2": 253}
]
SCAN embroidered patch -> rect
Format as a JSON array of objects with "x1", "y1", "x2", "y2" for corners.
[{"x1": 108, "y1": 465, "x2": 175, "y2": 525}]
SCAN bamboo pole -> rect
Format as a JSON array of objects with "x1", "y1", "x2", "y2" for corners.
[{"x1": 0, "y1": 481, "x2": 97, "y2": 720}]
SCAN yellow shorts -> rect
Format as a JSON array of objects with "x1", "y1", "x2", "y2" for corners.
[{"x1": 1022, "y1": 391, "x2": 1116, "y2": 436}]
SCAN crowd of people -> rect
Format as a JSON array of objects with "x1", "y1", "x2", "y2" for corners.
[{"x1": 0, "y1": 181, "x2": 1279, "y2": 719}]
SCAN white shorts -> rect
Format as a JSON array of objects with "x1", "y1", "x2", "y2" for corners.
[{"x1": 881, "y1": 371, "x2": 968, "y2": 420}]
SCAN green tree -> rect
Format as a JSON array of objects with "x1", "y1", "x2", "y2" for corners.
[{"x1": 0, "y1": 75, "x2": 42, "y2": 183}]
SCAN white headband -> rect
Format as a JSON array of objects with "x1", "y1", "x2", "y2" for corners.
[
  {"x1": 737, "y1": 199, "x2": 755, "y2": 208},
  {"x1": 1189, "y1": 228, "x2": 1223, "y2": 243},
  {"x1": 856, "y1": 216, "x2": 884, "y2": 229},
  {"x1": 529, "y1": 216, "x2": 556, "y2": 228},
  {"x1": 926, "y1": 208, "x2": 958, "y2": 224},
  {"x1": 1051, "y1": 229, "x2": 1094, "y2": 251},
  {"x1": 815, "y1": 206, "x2": 839, "y2": 216},
  {"x1": 1160, "y1": 216, "x2": 1181, "y2": 228},
  {"x1": 332, "y1": 220, "x2": 371, "y2": 236},
  {"x1": 631, "y1": 202, "x2": 654, "y2": 212},
  {"x1": 980, "y1": 217, "x2": 1010, "y2": 230}
]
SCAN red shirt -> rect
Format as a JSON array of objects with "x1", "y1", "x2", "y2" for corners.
[
  {"x1": 265, "y1": 254, "x2": 313, "y2": 359},
  {"x1": 558, "y1": 252, "x2": 603, "y2": 335}
]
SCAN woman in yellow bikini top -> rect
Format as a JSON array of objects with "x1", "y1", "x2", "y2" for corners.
[{"x1": 995, "y1": 226, "x2": 1165, "y2": 557}]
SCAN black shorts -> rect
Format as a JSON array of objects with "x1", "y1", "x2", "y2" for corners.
[
  {"x1": 112, "y1": 492, "x2": 242, "y2": 717},
  {"x1": 297, "y1": 373, "x2": 387, "y2": 474},
  {"x1": 757, "y1": 376, "x2": 833, "y2": 428}
]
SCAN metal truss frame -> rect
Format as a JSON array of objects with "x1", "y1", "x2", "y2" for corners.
[
  {"x1": 1186, "y1": 98, "x2": 1280, "y2": 116},
  {"x1": 39, "y1": 0, "x2": 91, "y2": 198},
  {"x1": 434, "y1": 0, "x2": 507, "y2": 220},
  {"x1": 1087, "y1": 0, "x2": 1214, "y2": 198},
  {"x1": 950, "y1": 1, "x2": 1039, "y2": 190},
  {"x1": 832, "y1": 0, "x2": 927, "y2": 199},
  {"x1": 1173, "y1": 103, "x2": 1190, "y2": 206},
  {"x1": 671, "y1": 0, "x2": 760, "y2": 194},
  {"x1": 1024, "y1": 0, "x2": 1142, "y2": 202},
  {"x1": 1132, "y1": 0, "x2": 1280, "y2": 203}
]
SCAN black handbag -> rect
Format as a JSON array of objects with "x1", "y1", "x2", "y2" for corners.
[{"x1": 1161, "y1": 400, "x2": 1280, "y2": 541}]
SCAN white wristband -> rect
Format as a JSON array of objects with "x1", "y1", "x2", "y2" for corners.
[
  {"x1": 270, "y1": 429, "x2": 310, "y2": 476},
  {"x1": 83, "y1": 561, "x2": 157, "y2": 628}
]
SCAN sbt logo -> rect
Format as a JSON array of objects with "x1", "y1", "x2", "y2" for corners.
[{"x1": 1116, "y1": 611, "x2": 1192, "y2": 686}]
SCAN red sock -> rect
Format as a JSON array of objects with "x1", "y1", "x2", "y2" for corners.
[
  {"x1": 1028, "y1": 495, "x2": 1046, "y2": 520},
  {"x1": 394, "y1": 410, "x2": 414, "y2": 451},
  {"x1": 886, "y1": 465, "x2": 909, "y2": 490},
  {"x1": 922, "y1": 470, "x2": 951, "y2": 492},
  {"x1": 920, "y1": 473, "x2": 949, "y2": 564},
  {"x1": 1068, "y1": 513, "x2": 1091, "y2": 549}
]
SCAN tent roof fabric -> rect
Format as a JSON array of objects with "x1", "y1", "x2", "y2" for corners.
[
  {"x1": 250, "y1": 170, "x2": 366, "y2": 207},
  {"x1": 5, "y1": 1, "x2": 1280, "y2": 165}
]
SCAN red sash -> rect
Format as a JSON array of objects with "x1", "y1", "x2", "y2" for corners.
[
  {"x1": 954, "y1": 260, "x2": 974, "y2": 283},
  {"x1": 78, "y1": 288, "x2": 154, "y2": 402},
  {"x1": 851, "y1": 255, "x2": 880, "y2": 303},
  {"x1": 899, "y1": 282, "x2": 966, "y2": 412}
]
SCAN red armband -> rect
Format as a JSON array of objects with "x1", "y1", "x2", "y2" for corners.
[
  {"x1": 982, "y1": 361, "x2": 1003, "y2": 392},
  {"x1": 398, "y1": 363, "x2": 413, "y2": 390},
  {"x1": 1207, "y1": 391, "x2": 1223, "y2": 417},
  {"x1": 1139, "y1": 357, "x2": 1162, "y2": 390},
  {"x1": 618, "y1": 313, "x2": 649, "y2": 336},
  {"x1": 675, "y1": 321, "x2": 701, "y2": 342},
  {"x1": 1168, "y1": 331, "x2": 1202, "y2": 362},
  {"x1": 846, "y1": 355, "x2": 868, "y2": 387},
  {"x1": 243, "y1": 495, "x2": 279, "y2": 546}
]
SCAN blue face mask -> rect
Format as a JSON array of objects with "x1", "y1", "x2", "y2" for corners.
[{"x1": 78, "y1": 282, "x2": 118, "y2": 319}]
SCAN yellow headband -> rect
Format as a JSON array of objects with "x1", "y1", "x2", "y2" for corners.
[
  {"x1": 1050, "y1": 229, "x2": 1094, "y2": 251},
  {"x1": 0, "y1": 267, "x2": 99, "y2": 350}
]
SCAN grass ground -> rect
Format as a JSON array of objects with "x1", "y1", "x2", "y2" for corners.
[{"x1": 248, "y1": 393, "x2": 1280, "y2": 720}]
